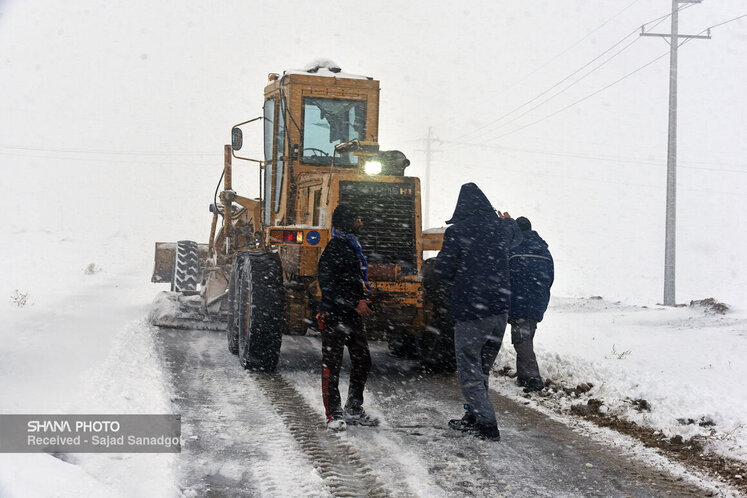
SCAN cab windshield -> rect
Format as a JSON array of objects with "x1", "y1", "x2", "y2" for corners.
[{"x1": 302, "y1": 97, "x2": 366, "y2": 166}]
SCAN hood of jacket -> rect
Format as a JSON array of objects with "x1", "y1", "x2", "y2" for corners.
[
  {"x1": 446, "y1": 183, "x2": 494, "y2": 224},
  {"x1": 511, "y1": 230, "x2": 550, "y2": 257}
]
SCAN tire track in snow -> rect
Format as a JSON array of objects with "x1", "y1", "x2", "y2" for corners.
[
  {"x1": 156, "y1": 328, "x2": 328, "y2": 497},
  {"x1": 254, "y1": 373, "x2": 391, "y2": 497}
]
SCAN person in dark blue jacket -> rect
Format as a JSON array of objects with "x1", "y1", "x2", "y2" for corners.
[
  {"x1": 435, "y1": 183, "x2": 522, "y2": 441},
  {"x1": 509, "y1": 216, "x2": 554, "y2": 393},
  {"x1": 317, "y1": 203, "x2": 377, "y2": 431}
]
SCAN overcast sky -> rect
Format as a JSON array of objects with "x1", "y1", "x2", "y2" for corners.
[{"x1": 1, "y1": 0, "x2": 745, "y2": 305}]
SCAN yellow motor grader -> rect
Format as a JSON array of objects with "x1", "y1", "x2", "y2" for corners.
[{"x1": 151, "y1": 60, "x2": 453, "y2": 372}]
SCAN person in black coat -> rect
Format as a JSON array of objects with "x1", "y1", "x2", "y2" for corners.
[
  {"x1": 317, "y1": 203, "x2": 378, "y2": 431},
  {"x1": 509, "y1": 216, "x2": 554, "y2": 392},
  {"x1": 435, "y1": 183, "x2": 522, "y2": 441}
]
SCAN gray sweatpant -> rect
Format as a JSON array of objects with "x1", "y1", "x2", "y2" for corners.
[
  {"x1": 510, "y1": 318, "x2": 542, "y2": 382},
  {"x1": 454, "y1": 314, "x2": 507, "y2": 425}
]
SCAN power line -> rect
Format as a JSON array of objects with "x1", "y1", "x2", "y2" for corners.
[
  {"x1": 470, "y1": 37, "x2": 642, "y2": 141},
  {"x1": 479, "y1": 8, "x2": 746, "y2": 144},
  {"x1": 439, "y1": 139, "x2": 747, "y2": 172},
  {"x1": 496, "y1": 0, "x2": 643, "y2": 97},
  {"x1": 455, "y1": 5, "x2": 693, "y2": 142},
  {"x1": 0, "y1": 144, "x2": 220, "y2": 157},
  {"x1": 483, "y1": 51, "x2": 670, "y2": 142}
]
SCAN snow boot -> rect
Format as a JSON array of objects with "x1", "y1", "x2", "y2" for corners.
[
  {"x1": 448, "y1": 405, "x2": 476, "y2": 432},
  {"x1": 327, "y1": 416, "x2": 347, "y2": 432},
  {"x1": 344, "y1": 407, "x2": 379, "y2": 427},
  {"x1": 523, "y1": 378, "x2": 545, "y2": 393},
  {"x1": 471, "y1": 422, "x2": 501, "y2": 442}
]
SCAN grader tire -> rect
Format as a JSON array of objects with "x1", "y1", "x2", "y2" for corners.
[
  {"x1": 226, "y1": 254, "x2": 245, "y2": 355},
  {"x1": 171, "y1": 240, "x2": 199, "y2": 293},
  {"x1": 238, "y1": 251, "x2": 286, "y2": 371},
  {"x1": 387, "y1": 328, "x2": 419, "y2": 359},
  {"x1": 420, "y1": 258, "x2": 457, "y2": 373}
]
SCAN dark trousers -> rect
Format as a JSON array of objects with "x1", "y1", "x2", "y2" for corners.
[
  {"x1": 510, "y1": 318, "x2": 542, "y2": 382},
  {"x1": 321, "y1": 315, "x2": 371, "y2": 421},
  {"x1": 454, "y1": 314, "x2": 507, "y2": 425}
]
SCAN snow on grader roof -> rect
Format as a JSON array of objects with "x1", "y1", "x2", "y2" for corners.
[{"x1": 282, "y1": 58, "x2": 373, "y2": 80}]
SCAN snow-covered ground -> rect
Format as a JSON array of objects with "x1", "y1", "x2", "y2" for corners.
[
  {"x1": 1, "y1": 231, "x2": 746, "y2": 496},
  {"x1": 494, "y1": 296, "x2": 747, "y2": 463},
  {"x1": 0, "y1": 231, "x2": 179, "y2": 497}
]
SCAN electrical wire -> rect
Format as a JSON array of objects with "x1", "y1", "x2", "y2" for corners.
[
  {"x1": 499, "y1": 0, "x2": 643, "y2": 93},
  {"x1": 0, "y1": 144, "x2": 219, "y2": 156},
  {"x1": 455, "y1": 3, "x2": 695, "y2": 142},
  {"x1": 439, "y1": 139, "x2": 747, "y2": 172},
  {"x1": 470, "y1": 6, "x2": 742, "y2": 144},
  {"x1": 482, "y1": 50, "x2": 670, "y2": 142},
  {"x1": 468, "y1": 36, "x2": 642, "y2": 141}
]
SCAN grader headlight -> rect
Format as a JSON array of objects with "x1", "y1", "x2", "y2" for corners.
[{"x1": 364, "y1": 161, "x2": 383, "y2": 175}]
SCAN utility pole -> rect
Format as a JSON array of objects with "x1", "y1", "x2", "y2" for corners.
[
  {"x1": 640, "y1": 0, "x2": 710, "y2": 305},
  {"x1": 425, "y1": 127, "x2": 433, "y2": 228},
  {"x1": 417, "y1": 128, "x2": 441, "y2": 228}
]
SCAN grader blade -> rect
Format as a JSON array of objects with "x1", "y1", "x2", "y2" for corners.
[{"x1": 148, "y1": 291, "x2": 227, "y2": 331}]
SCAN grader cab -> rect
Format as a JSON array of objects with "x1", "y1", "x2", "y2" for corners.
[{"x1": 151, "y1": 60, "x2": 452, "y2": 372}]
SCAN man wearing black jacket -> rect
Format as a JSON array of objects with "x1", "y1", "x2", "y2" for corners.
[
  {"x1": 509, "y1": 216, "x2": 554, "y2": 393},
  {"x1": 317, "y1": 203, "x2": 378, "y2": 431},
  {"x1": 435, "y1": 183, "x2": 522, "y2": 441}
]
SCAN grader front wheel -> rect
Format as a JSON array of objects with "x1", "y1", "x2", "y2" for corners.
[
  {"x1": 226, "y1": 254, "x2": 245, "y2": 355},
  {"x1": 420, "y1": 258, "x2": 457, "y2": 373},
  {"x1": 238, "y1": 251, "x2": 286, "y2": 371}
]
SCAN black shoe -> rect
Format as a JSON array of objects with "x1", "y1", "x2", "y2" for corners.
[
  {"x1": 448, "y1": 411, "x2": 476, "y2": 432},
  {"x1": 523, "y1": 378, "x2": 545, "y2": 393},
  {"x1": 344, "y1": 407, "x2": 379, "y2": 427},
  {"x1": 471, "y1": 422, "x2": 501, "y2": 441},
  {"x1": 517, "y1": 378, "x2": 529, "y2": 387}
]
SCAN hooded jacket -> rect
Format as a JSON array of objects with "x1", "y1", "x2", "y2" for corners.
[
  {"x1": 509, "y1": 230, "x2": 554, "y2": 322},
  {"x1": 434, "y1": 183, "x2": 522, "y2": 321}
]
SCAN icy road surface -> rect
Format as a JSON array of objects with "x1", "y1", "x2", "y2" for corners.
[{"x1": 156, "y1": 329, "x2": 710, "y2": 497}]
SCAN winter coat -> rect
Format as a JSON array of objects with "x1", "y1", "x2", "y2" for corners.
[
  {"x1": 434, "y1": 183, "x2": 523, "y2": 322},
  {"x1": 318, "y1": 237, "x2": 365, "y2": 320},
  {"x1": 509, "y1": 230, "x2": 554, "y2": 322}
]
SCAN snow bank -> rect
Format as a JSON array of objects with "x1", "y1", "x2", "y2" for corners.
[{"x1": 492, "y1": 297, "x2": 747, "y2": 463}]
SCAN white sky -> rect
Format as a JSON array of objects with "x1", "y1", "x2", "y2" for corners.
[{"x1": 1, "y1": 0, "x2": 745, "y2": 305}]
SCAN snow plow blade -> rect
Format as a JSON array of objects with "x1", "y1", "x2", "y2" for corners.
[{"x1": 148, "y1": 291, "x2": 227, "y2": 331}]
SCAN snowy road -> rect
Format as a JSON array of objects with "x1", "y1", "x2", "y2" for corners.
[{"x1": 157, "y1": 328, "x2": 707, "y2": 497}]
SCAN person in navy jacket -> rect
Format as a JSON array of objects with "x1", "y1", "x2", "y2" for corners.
[
  {"x1": 509, "y1": 216, "x2": 554, "y2": 392},
  {"x1": 435, "y1": 183, "x2": 522, "y2": 441}
]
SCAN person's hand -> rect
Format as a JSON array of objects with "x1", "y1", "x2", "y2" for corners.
[
  {"x1": 355, "y1": 300, "x2": 373, "y2": 316},
  {"x1": 497, "y1": 210, "x2": 512, "y2": 219}
]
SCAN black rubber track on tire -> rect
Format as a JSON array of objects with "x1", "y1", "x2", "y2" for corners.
[
  {"x1": 226, "y1": 254, "x2": 245, "y2": 355},
  {"x1": 420, "y1": 258, "x2": 457, "y2": 373},
  {"x1": 172, "y1": 240, "x2": 199, "y2": 292},
  {"x1": 238, "y1": 251, "x2": 286, "y2": 371}
]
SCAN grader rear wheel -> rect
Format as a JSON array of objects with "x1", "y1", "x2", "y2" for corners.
[
  {"x1": 238, "y1": 251, "x2": 286, "y2": 371},
  {"x1": 171, "y1": 240, "x2": 199, "y2": 293}
]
